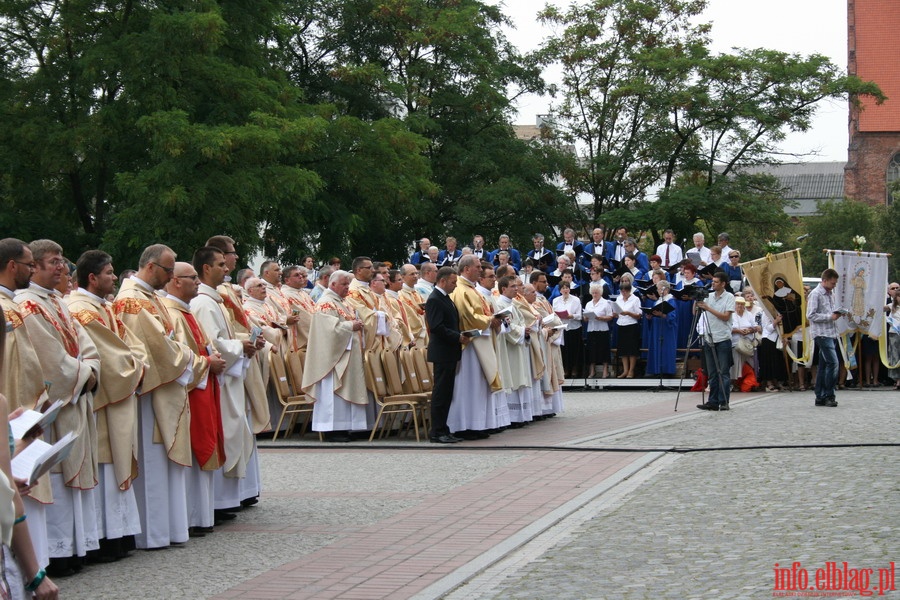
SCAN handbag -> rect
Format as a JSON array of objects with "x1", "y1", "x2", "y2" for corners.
[{"x1": 736, "y1": 337, "x2": 756, "y2": 357}]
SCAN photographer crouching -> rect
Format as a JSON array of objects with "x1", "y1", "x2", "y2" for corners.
[{"x1": 695, "y1": 272, "x2": 735, "y2": 411}]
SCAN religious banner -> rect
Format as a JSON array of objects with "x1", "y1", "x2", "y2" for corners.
[
  {"x1": 742, "y1": 248, "x2": 810, "y2": 364},
  {"x1": 827, "y1": 250, "x2": 888, "y2": 337},
  {"x1": 743, "y1": 248, "x2": 806, "y2": 336}
]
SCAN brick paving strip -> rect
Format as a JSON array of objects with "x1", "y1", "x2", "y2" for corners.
[{"x1": 214, "y1": 393, "x2": 767, "y2": 600}]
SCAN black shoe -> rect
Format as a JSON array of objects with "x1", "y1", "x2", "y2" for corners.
[
  {"x1": 214, "y1": 510, "x2": 238, "y2": 521},
  {"x1": 241, "y1": 497, "x2": 259, "y2": 508},
  {"x1": 697, "y1": 403, "x2": 714, "y2": 410},
  {"x1": 194, "y1": 526, "x2": 214, "y2": 534},
  {"x1": 324, "y1": 431, "x2": 352, "y2": 443},
  {"x1": 429, "y1": 434, "x2": 459, "y2": 444},
  {"x1": 188, "y1": 528, "x2": 206, "y2": 538}
]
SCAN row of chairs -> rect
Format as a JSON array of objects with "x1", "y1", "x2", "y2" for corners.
[{"x1": 269, "y1": 347, "x2": 435, "y2": 442}]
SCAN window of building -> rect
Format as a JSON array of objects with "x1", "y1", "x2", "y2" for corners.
[{"x1": 887, "y1": 152, "x2": 900, "y2": 205}]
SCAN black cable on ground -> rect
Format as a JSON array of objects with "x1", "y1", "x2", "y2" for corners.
[{"x1": 257, "y1": 442, "x2": 900, "y2": 453}]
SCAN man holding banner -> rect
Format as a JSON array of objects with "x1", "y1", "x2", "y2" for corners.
[{"x1": 807, "y1": 269, "x2": 841, "y2": 407}]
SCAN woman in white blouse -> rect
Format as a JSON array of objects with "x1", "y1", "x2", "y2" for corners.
[
  {"x1": 614, "y1": 281, "x2": 642, "y2": 378},
  {"x1": 552, "y1": 281, "x2": 583, "y2": 378},
  {"x1": 583, "y1": 283, "x2": 614, "y2": 378},
  {"x1": 731, "y1": 297, "x2": 761, "y2": 381}
]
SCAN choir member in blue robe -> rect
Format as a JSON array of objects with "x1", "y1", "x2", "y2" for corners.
[{"x1": 645, "y1": 281, "x2": 678, "y2": 376}]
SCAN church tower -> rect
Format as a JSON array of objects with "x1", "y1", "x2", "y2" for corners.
[{"x1": 844, "y1": 0, "x2": 900, "y2": 206}]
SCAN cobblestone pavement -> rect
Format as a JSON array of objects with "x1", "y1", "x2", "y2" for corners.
[
  {"x1": 451, "y1": 391, "x2": 900, "y2": 600},
  {"x1": 57, "y1": 388, "x2": 898, "y2": 599}
]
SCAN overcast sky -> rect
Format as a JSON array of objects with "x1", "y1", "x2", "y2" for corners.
[{"x1": 498, "y1": 0, "x2": 848, "y2": 162}]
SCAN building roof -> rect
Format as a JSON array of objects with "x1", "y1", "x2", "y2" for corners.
[{"x1": 737, "y1": 162, "x2": 845, "y2": 216}]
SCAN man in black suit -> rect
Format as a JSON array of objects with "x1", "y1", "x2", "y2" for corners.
[{"x1": 424, "y1": 266, "x2": 470, "y2": 443}]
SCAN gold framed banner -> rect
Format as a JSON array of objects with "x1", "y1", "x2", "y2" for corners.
[{"x1": 742, "y1": 248, "x2": 811, "y2": 363}]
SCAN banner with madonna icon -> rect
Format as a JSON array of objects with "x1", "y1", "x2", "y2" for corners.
[
  {"x1": 742, "y1": 248, "x2": 811, "y2": 363},
  {"x1": 827, "y1": 250, "x2": 888, "y2": 337}
]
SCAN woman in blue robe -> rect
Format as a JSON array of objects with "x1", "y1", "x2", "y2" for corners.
[{"x1": 645, "y1": 281, "x2": 678, "y2": 376}]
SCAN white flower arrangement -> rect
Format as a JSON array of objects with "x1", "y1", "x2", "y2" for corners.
[
  {"x1": 852, "y1": 235, "x2": 866, "y2": 251},
  {"x1": 764, "y1": 240, "x2": 783, "y2": 254}
]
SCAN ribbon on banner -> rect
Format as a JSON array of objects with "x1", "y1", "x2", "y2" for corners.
[
  {"x1": 827, "y1": 249, "x2": 899, "y2": 369},
  {"x1": 742, "y1": 248, "x2": 811, "y2": 363}
]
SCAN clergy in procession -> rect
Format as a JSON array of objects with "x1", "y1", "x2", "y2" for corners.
[
  {"x1": 67, "y1": 250, "x2": 145, "y2": 560},
  {"x1": 447, "y1": 255, "x2": 503, "y2": 439},
  {"x1": 0, "y1": 238, "x2": 55, "y2": 571},
  {"x1": 259, "y1": 261, "x2": 295, "y2": 354},
  {"x1": 346, "y1": 256, "x2": 388, "y2": 354},
  {"x1": 242, "y1": 277, "x2": 283, "y2": 425},
  {"x1": 113, "y1": 244, "x2": 193, "y2": 549},
  {"x1": 496, "y1": 276, "x2": 533, "y2": 427},
  {"x1": 190, "y1": 246, "x2": 262, "y2": 514},
  {"x1": 385, "y1": 269, "x2": 416, "y2": 349},
  {"x1": 16, "y1": 239, "x2": 101, "y2": 572},
  {"x1": 301, "y1": 270, "x2": 367, "y2": 443},
  {"x1": 163, "y1": 261, "x2": 227, "y2": 536},
  {"x1": 399, "y1": 264, "x2": 429, "y2": 347},
  {"x1": 369, "y1": 272, "x2": 405, "y2": 352},
  {"x1": 476, "y1": 263, "x2": 511, "y2": 431},
  {"x1": 205, "y1": 236, "x2": 271, "y2": 451},
  {"x1": 529, "y1": 271, "x2": 565, "y2": 416},
  {"x1": 281, "y1": 265, "x2": 316, "y2": 352},
  {"x1": 514, "y1": 283, "x2": 548, "y2": 414}
]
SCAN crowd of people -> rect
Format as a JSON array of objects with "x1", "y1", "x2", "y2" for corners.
[{"x1": 0, "y1": 226, "x2": 897, "y2": 597}]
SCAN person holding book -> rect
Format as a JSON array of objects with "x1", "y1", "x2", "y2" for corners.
[
  {"x1": 0, "y1": 295, "x2": 59, "y2": 599},
  {"x1": 583, "y1": 283, "x2": 614, "y2": 378},
  {"x1": 614, "y1": 281, "x2": 642, "y2": 379},
  {"x1": 645, "y1": 280, "x2": 678, "y2": 378},
  {"x1": 552, "y1": 281, "x2": 583, "y2": 379}
]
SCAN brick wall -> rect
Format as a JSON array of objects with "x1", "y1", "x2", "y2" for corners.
[{"x1": 846, "y1": 0, "x2": 900, "y2": 206}]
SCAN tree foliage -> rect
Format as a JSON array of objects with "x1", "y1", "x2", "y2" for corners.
[{"x1": 537, "y1": 0, "x2": 885, "y2": 251}]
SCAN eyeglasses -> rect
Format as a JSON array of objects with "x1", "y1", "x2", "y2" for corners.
[
  {"x1": 13, "y1": 260, "x2": 36, "y2": 270},
  {"x1": 42, "y1": 258, "x2": 65, "y2": 268},
  {"x1": 152, "y1": 262, "x2": 174, "y2": 274},
  {"x1": 729, "y1": 255, "x2": 739, "y2": 259},
  {"x1": 176, "y1": 275, "x2": 198, "y2": 281}
]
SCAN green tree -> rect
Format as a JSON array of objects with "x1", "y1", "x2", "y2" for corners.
[
  {"x1": 273, "y1": 0, "x2": 573, "y2": 257},
  {"x1": 0, "y1": 0, "x2": 433, "y2": 267},
  {"x1": 798, "y1": 200, "x2": 878, "y2": 278},
  {"x1": 537, "y1": 0, "x2": 884, "y2": 250}
]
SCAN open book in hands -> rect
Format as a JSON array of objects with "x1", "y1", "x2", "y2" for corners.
[
  {"x1": 9, "y1": 399, "x2": 65, "y2": 441},
  {"x1": 12, "y1": 431, "x2": 77, "y2": 486}
]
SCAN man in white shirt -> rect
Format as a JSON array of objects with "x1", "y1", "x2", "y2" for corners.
[
  {"x1": 655, "y1": 229, "x2": 684, "y2": 268},
  {"x1": 688, "y1": 233, "x2": 713, "y2": 266}
]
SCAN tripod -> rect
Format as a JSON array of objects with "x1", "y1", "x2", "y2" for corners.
[{"x1": 674, "y1": 305, "x2": 729, "y2": 411}]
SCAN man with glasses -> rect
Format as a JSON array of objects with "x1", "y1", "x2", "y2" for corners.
[
  {"x1": 162, "y1": 261, "x2": 227, "y2": 538},
  {"x1": 281, "y1": 266, "x2": 316, "y2": 352},
  {"x1": 16, "y1": 239, "x2": 101, "y2": 572},
  {"x1": 346, "y1": 256, "x2": 386, "y2": 355},
  {"x1": 114, "y1": 243, "x2": 194, "y2": 548},
  {"x1": 0, "y1": 239, "x2": 57, "y2": 580}
]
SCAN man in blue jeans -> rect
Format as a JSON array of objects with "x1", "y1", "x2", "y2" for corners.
[
  {"x1": 806, "y1": 268, "x2": 841, "y2": 407},
  {"x1": 696, "y1": 272, "x2": 735, "y2": 411}
]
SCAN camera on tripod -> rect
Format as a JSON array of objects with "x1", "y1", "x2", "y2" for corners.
[{"x1": 684, "y1": 285, "x2": 709, "y2": 302}]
